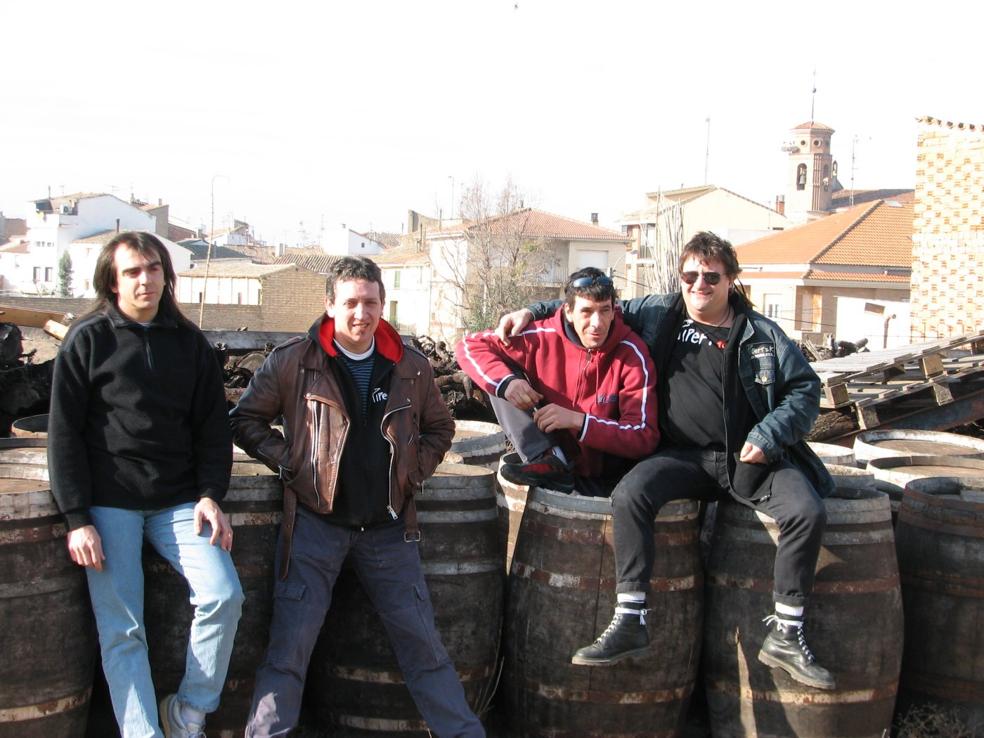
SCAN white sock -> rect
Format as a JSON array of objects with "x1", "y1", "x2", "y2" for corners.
[
  {"x1": 180, "y1": 702, "x2": 206, "y2": 727},
  {"x1": 774, "y1": 602, "x2": 804, "y2": 628},
  {"x1": 551, "y1": 447, "x2": 568, "y2": 464}
]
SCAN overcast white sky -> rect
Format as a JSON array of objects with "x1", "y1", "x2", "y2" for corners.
[{"x1": 1, "y1": 0, "x2": 979, "y2": 244}]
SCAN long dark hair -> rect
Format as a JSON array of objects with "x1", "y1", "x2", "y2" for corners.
[{"x1": 87, "y1": 231, "x2": 196, "y2": 327}]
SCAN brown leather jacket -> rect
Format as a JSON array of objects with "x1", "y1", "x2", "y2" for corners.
[{"x1": 230, "y1": 317, "x2": 454, "y2": 577}]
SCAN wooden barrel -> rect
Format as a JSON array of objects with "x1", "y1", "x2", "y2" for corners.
[
  {"x1": 307, "y1": 463, "x2": 503, "y2": 736},
  {"x1": 703, "y1": 478, "x2": 902, "y2": 737},
  {"x1": 0, "y1": 465, "x2": 98, "y2": 737},
  {"x1": 9, "y1": 413, "x2": 48, "y2": 438},
  {"x1": 809, "y1": 441, "x2": 856, "y2": 467},
  {"x1": 854, "y1": 429, "x2": 984, "y2": 466},
  {"x1": 503, "y1": 486, "x2": 702, "y2": 737},
  {"x1": 867, "y1": 456, "x2": 984, "y2": 520},
  {"x1": 496, "y1": 452, "x2": 528, "y2": 573},
  {"x1": 144, "y1": 467, "x2": 283, "y2": 738},
  {"x1": 451, "y1": 420, "x2": 507, "y2": 469},
  {"x1": 0, "y1": 437, "x2": 48, "y2": 466},
  {"x1": 894, "y1": 477, "x2": 984, "y2": 734}
]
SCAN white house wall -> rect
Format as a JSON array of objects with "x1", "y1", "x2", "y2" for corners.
[
  {"x1": 381, "y1": 264, "x2": 430, "y2": 335},
  {"x1": 835, "y1": 296, "x2": 911, "y2": 350},
  {"x1": 176, "y1": 275, "x2": 262, "y2": 305},
  {"x1": 678, "y1": 190, "x2": 787, "y2": 244}
]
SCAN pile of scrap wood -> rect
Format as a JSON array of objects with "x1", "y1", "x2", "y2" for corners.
[
  {"x1": 0, "y1": 305, "x2": 72, "y2": 435},
  {"x1": 408, "y1": 335, "x2": 496, "y2": 422},
  {"x1": 210, "y1": 330, "x2": 497, "y2": 422}
]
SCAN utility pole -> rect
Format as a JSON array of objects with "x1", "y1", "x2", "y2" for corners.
[
  {"x1": 199, "y1": 174, "x2": 226, "y2": 327},
  {"x1": 704, "y1": 117, "x2": 711, "y2": 185}
]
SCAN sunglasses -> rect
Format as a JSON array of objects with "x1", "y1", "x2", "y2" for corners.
[
  {"x1": 680, "y1": 271, "x2": 723, "y2": 286},
  {"x1": 570, "y1": 275, "x2": 614, "y2": 289}
]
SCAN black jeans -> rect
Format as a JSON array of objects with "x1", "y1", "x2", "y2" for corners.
[{"x1": 612, "y1": 446, "x2": 826, "y2": 607}]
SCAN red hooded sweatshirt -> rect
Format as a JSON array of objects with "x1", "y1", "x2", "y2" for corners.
[{"x1": 456, "y1": 307, "x2": 659, "y2": 478}]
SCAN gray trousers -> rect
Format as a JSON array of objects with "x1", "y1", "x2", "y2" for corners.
[{"x1": 245, "y1": 506, "x2": 484, "y2": 737}]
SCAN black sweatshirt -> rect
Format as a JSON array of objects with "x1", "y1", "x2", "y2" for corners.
[{"x1": 48, "y1": 305, "x2": 232, "y2": 530}]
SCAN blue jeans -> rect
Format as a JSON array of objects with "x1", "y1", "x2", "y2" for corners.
[
  {"x1": 87, "y1": 503, "x2": 244, "y2": 738},
  {"x1": 246, "y1": 506, "x2": 484, "y2": 738}
]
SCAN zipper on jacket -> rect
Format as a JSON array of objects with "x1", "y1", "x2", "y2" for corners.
[
  {"x1": 142, "y1": 328, "x2": 154, "y2": 371},
  {"x1": 381, "y1": 400, "x2": 412, "y2": 519}
]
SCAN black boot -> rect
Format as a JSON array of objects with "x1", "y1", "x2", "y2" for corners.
[
  {"x1": 571, "y1": 607, "x2": 649, "y2": 666},
  {"x1": 757, "y1": 615, "x2": 836, "y2": 690}
]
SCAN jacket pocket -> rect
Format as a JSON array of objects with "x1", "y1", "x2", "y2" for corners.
[{"x1": 732, "y1": 453, "x2": 774, "y2": 500}]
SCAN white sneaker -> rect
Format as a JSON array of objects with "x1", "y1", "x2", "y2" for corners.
[{"x1": 160, "y1": 693, "x2": 206, "y2": 738}]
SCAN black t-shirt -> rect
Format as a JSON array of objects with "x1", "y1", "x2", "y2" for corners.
[{"x1": 662, "y1": 318, "x2": 731, "y2": 449}]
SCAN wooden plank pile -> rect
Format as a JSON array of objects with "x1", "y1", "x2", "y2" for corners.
[{"x1": 810, "y1": 330, "x2": 984, "y2": 430}]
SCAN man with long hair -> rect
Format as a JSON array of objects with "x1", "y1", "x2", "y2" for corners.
[
  {"x1": 498, "y1": 232, "x2": 835, "y2": 689},
  {"x1": 48, "y1": 231, "x2": 243, "y2": 737}
]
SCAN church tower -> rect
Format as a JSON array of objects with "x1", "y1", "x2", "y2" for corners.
[{"x1": 781, "y1": 121, "x2": 838, "y2": 222}]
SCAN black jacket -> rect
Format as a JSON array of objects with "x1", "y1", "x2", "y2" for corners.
[{"x1": 48, "y1": 304, "x2": 232, "y2": 530}]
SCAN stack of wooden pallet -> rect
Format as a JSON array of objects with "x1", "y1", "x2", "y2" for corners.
[{"x1": 810, "y1": 330, "x2": 984, "y2": 430}]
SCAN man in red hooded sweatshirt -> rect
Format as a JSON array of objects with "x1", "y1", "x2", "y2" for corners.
[{"x1": 456, "y1": 267, "x2": 659, "y2": 496}]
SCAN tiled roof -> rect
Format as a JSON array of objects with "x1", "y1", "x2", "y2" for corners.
[
  {"x1": 183, "y1": 242, "x2": 247, "y2": 261},
  {"x1": 634, "y1": 184, "x2": 781, "y2": 220},
  {"x1": 735, "y1": 200, "x2": 912, "y2": 269},
  {"x1": 467, "y1": 208, "x2": 627, "y2": 242},
  {"x1": 178, "y1": 263, "x2": 293, "y2": 278},
  {"x1": 792, "y1": 121, "x2": 834, "y2": 131},
  {"x1": 272, "y1": 253, "x2": 341, "y2": 273},
  {"x1": 830, "y1": 189, "x2": 914, "y2": 208},
  {"x1": 374, "y1": 245, "x2": 430, "y2": 266},
  {"x1": 0, "y1": 239, "x2": 29, "y2": 253},
  {"x1": 738, "y1": 270, "x2": 807, "y2": 280},
  {"x1": 74, "y1": 230, "x2": 119, "y2": 244},
  {"x1": 804, "y1": 269, "x2": 909, "y2": 283}
]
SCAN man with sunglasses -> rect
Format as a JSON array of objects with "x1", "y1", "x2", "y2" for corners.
[
  {"x1": 457, "y1": 266, "x2": 659, "y2": 496},
  {"x1": 497, "y1": 233, "x2": 835, "y2": 689}
]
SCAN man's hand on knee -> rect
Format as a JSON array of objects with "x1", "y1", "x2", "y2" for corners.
[
  {"x1": 67, "y1": 525, "x2": 105, "y2": 571},
  {"x1": 504, "y1": 378, "x2": 543, "y2": 411},
  {"x1": 194, "y1": 498, "x2": 235, "y2": 551}
]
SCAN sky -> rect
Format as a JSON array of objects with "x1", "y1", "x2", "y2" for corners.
[{"x1": 1, "y1": 0, "x2": 980, "y2": 245}]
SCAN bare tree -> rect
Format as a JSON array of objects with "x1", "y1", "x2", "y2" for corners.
[
  {"x1": 437, "y1": 178, "x2": 560, "y2": 333},
  {"x1": 637, "y1": 191, "x2": 685, "y2": 295}
]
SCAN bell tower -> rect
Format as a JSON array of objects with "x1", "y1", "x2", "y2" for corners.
[{"x1": 781, "y1": 121, "x2": 837, "y2": 222}]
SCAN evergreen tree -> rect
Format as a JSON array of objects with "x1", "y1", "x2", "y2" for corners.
[{"x1": 58, "y1": 251, "x2": 73, "y2": 297}]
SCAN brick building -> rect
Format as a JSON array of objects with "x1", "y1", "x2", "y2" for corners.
[{"x1": 911, "y1": 116, "x2": 984, "y2": 340}]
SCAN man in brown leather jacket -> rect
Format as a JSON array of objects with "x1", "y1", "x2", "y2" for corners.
[{"x1": 231, "y1": 256, "x2": 484, "y2": 737}]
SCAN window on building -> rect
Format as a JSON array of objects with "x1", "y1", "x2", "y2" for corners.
[
  {"x1": 389, "y1": 300, "x2": 398, "y2": 324},
  {"x1": 45, "y1": 267, "x2": 53, "y2": 282},
  {"x1": 575, "y1": 250, "x2": 608, "y2": 271},
  {"x1": 393, "y1": 270, "x2": 401, "y2": 289},
  {"x1": 796, "y1": 164, "x2": 807, "y2": 191},
  {"x1": 763, "y1": 294, "x2": 783, "y2": 321},
  {"x1": 33, "y1": 267, "x2": 41, "y2": 282}
]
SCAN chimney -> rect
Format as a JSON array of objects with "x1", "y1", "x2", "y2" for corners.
[
  {"x1": 158, "y1": 198, "x2": 162, "y2": 206},
  {"x1": 775, "y1": 195, "x2": 785, "y2": 216},
  {"x1": 590, "y1": 212, "x2": 599, "y2": 225}
]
